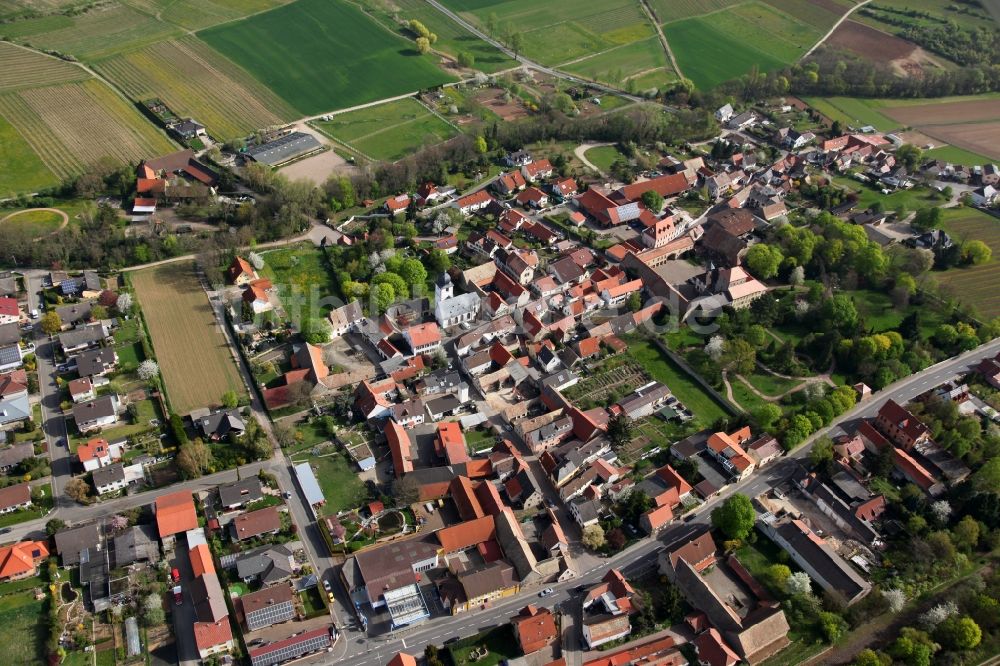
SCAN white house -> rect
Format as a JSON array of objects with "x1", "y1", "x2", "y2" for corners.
[
  {"x1": 403, "y1": 322, "x2": 442, "y2": 355},
  {"x1": 328, "y1": 300, "x2": 362, "y2": 338},
  {"x1": 92, "y1": 463, "x2": 127, "y2": 495},
  {"x1": 77, "y1": 437, "x2": 112, "y2": 472},
  {"x1": 715, "y1": 104, "x2": 734, "y2": 123},
  {"x1": 0, "y1": 297, "x2": 20, "y2": 325},
  {"x1": 73, "y1": 395, "x2": 120, "y2": 433},
  {"x1": 971, "y1": 185, "x2": 998, "y2": 207}
]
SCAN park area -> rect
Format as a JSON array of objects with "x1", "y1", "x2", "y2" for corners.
[
  {"x1": 312, "y1": 98, "x2": 458, "y2": 162},
  {"x1": 130, "y1": 262, "x2": 247, "y2": 415},
  {"x1": 936, "y1": 208, "x2": 1000, "y2": 319},
  {"x1": 198, "y1": 0, "x2": 456, "y2": 115}
]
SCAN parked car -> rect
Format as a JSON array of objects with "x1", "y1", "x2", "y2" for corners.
[
  {"x1": 538, "y1": 588, "x2": 554, "y2": 597},
  {"x1": 323, "y1": 579, "x2": 332, "y2": 593},
  {"x1": 171, "y1": 568, "x2": 180, "y2": 583},
  {"x1": 0, "y1": 527, "x2": 11, "y2": 535},
  {"x1": 173, "y1": 586, "x2": 183, "y2": 605}
]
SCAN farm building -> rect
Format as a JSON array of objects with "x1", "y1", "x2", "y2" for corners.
[{"x1": 247, "y1": 132, "x2": 322, "y2": 166}]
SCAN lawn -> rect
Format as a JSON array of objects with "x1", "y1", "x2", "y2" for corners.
[
  {"x1": 298, "y1": 587, "x2": 327, "y2": 617},
  {"x1": 924, "y1": 144, "x2": 996, "y2": 167},
  {"x1": 283, "y1": 417, "x2": 333, "y2": 455},
  {"x1": 0, "y1": 113, "x2": 59, "y2": 197},
  {"x1": 741, "y1": 371, "x2": 801, "y2": 397},
  {"x1": 936, "y1": 207, "x2": 1000, "y2": 318},
  {"x1": 312, "y1": 98, "x2": 457, "y2": 162},
  {"x1": 464, "y1": 426, "x2": 495, "y2": 453},
  {"x1": 198, "y1": 0, "x2": 456, "y2": 115},
  {"x1": 0, "y1": 590, "x2": 46, "y2": 665},
  {"x1": 584, "y1": 144, "x2": 628, "y2": 173},
  {"x1": 130, "y1": 262, "x2": 247, "y2": 415},
  {"x1": 259, "y1": 244, "x2": 340, "y2": 330},
  {"x1": 729, "y1": 378, "x2": 772, "y2": 416},
  {"x1": 291, "y1": 453, "x2": 366, "y2": 516},
  {"x1": 0, "y1": 494, "x2": 52, "y2": 528},
  {"x1": 830, "y1": 176, "x2": 939, "y2": 212},
  {"x1": 448, "y1": 624, "x2": 518, "y2": 666},
  {"x1": 0, "y1": 208, "x2": 63, "y2": 236},
  {"x1": 623, "y1": 335, "x2": 728, "y2": 426}
]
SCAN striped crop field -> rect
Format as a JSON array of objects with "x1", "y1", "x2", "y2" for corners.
[
  {"x1": 0, "y1": 42, "x2": 88, "y2": 92},
  {"x1": 649, "y1": 0, "x2": 743, "y2": 23},
  {"x1": 94, "y1": 37, "x2": 296, "y2": 141},
  {"x1": 121, "y1": 0, "x2": 294, "y2": 31},
  {"x1": 0, "y1": 79, "x2": 175, "y2": 179}
]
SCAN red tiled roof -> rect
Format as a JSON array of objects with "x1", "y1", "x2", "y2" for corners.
[
  {"x1": 0, "y1": 482, "x2": 29, "y2": 511},
  {"x1": 406, "y1": 322, "x2": 441, "y2": 348},
  {"x1": 655, "y1": 465, "x2": 693, "y2": 497},
  {"x1": 67, "y1": 377, "x2": 92, "y2": 397},
  {"x1": 450, "y1": 476, "x2": 484, "y2": 521},
  {"x1": 642, "y1": 504, "x2": 673, "y2": 531},
  {"x1": 474, "y1": 479, "x2": 505, "y2": 516},
  {"x1": 193, "y1": 619, "x2": 232, "y2": 652},
  {"x1": 0, "y1": 540, "x2": 48, "y2": 580},
  {"x1": 436, "y1": 515, "x2": 495, "y2": 553},
  {"x1": 615, "y1": 173, "x2": 690, "y2": 202},
  {"x1": 155, "y1": 491, "x2": 198, "y2": 538},
  {"x1": 386, "y1": 420, "x2": 413, "y2": 477},
  {"x1": 523, "y1": 159, "x2": 553, "y2": 179},
  {"x1": 388, "y1": 653, "x2": 418, "y2": 666},
  {"x1": 464, "y1": 459, "x2": 493, "y2": 479},
  {"x1": 457, "y1": 190, "x2": 494, "y2": 208},
  {"x1": 438, "y1": 422, "x2": 469, "y2": 465},
  {"x1": 190, "y1": 543, "x2": 215, "y2": 577},
  {"x1": 233, "y1": 506, "x2": 281, "y2": 540},
  {"x1": 385, "y1": 194, "x2": 411, "y2": 212},
  {"x1": 576, "y1": 337, "x2": 600, "y2": 358},
  {"x1": 77, "y1": 438, "x2": 110, "y2": 464},
  {"x1": 512, "y1": 605, "x2": 557, "y2": 653},
  {"x1": 695, "y1": 628, "x2": 740, "y2": 666},
  {"x1": 0, "y1": 297, "x2": 19, "y2": 317}
]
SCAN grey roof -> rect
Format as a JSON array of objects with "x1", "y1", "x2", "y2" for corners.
[
  {"x1": 0, "y1": 322, "x2": 20, "y2": 346},
  {"x1": 54, "y1": 523, "x2": 103, "y2": 566},
  {"x1": 73, "y1": 395, "x2": 118, "y2": 425},
  {"x1": 0, "y1": 442, "x2": 34, "y2": 469},
  {"x1": 0, "y1": 391, "x2": 30, "y2": 425},
  {"x1": 76, "y1": 347, "x2": 117, "y2": 377},
  {"x1": 422, "y1": 370, "x2": 464, "y2": 394},
  {"x1": 436, "y1": 272, "x2": 452, "y2": 288},
  {"x1": 0, "y1": 276, "x2": 17, "y2": 297},
  {"x1": 541, "y1": 369, "x2": 577, "y2": 390},
  {"x1": 0, "y1": 344, "x2": 21, "y2": 368},
  {"x1": 113, "y1": 524, "x2": 159, "y2": 567},
  {"x1": 125, "y1": 617, "x2": 140, "y2": 657},
  {"x1": 247, "y1": 132, "x2": 321, "y2": 166},
  {"x1": 92, "y1": 463, "x2": 126, "y2": 490},
  {"x1": 774, "y1": 519, "x2": 868, "y2": 601},
  {"x1": 191, "y1": 572, "x2": 228, "y2": 622},
  {"x1": 55, "y1": 301, "x2": 92, "y2": 325},
  {"x1": 293, "y1": 462, "x2": 325, "y2": 507},
  {"x1": 218, "y1": 477, "x2": 263, "y2": 507},
  {"x1": 233, "y1": 544, "x2": 295, "y2": 583},
  {"x1": 617, "y1": 382, "x2": 671, "y2": 416},
  {"x1": 198, "y1": 409, "x2": 246, "y2": 439},
  {"x1": 425, "y1": 394, "x2": 461, "y2": 416},
  {"x1": 83, "y1": 271, "x2": 101, "y2": 292},
  {"x1": 571, "y1": 497, "x2": 600, "y2": 523},
  {"x1": 59, "y1": 323, "x2": 107, "y2": 351},
  {"x1": 437, "y1": 292, "x2": 480, "y2": 322}
]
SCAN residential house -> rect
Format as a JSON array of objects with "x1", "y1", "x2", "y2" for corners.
[
  {"x1": 113, "y1": 525, "x2": 159, "y2": 567},
  {"x1": 231, "y1": 543, "x2": 297, "y2": 585},
  {"x1": 403, "y1": 322, "x2": 442, "y2": 355},
  {"x1": 196, "y1": 409, "x2": 246, "y2": 441},
  {"x1": 748, "y1": 435, "x2": 782, "y2": 467},
  {"x1": 54, "y1": 523, "x2": 102, "y2": 567},
  {"x1": 0, "y1": 369, "x2": 30, "y2": 427},
  {"x1": 59, "y1": 322, "x2": 109, "y2": 354},
  {"x1": 248, "y1": 627, "x2": 333, "y2": 666},
  {"x1": 522, "y1": 159, "x2": 553, "y2": 182},
  {"x1": 0, "y1": 343, "x2": 24, "y2": 373},
  {"x1": 218, "y1": 478, "x2": 263, "y2": 510},
  {"x1": 569, "y1": 497, "x2": 601, "y2": 528},
  {"x1": 505, "y1": 150, "x2": 532, "y2": 167},
  {"x1": 0, "y1": 540, "x2": 49, "y2": 581},
  {"x1": 616, "y1": 381, "x2": 671, "y2": 419},
  {"x1": 0, "y1": 297, "x2": 19, "y2": 325},
  {"x1": 0, "y1": 442, "x2": 34, "y2": 473},
  {"x1": 233, "y1": 506, "x2": 282, "y2": 541},
  {"x1": 384, "y1": 194, "x2": 411, "y2": 215},
  {"x1": 552, "y1": 177, "x2": 578, "y2": 198},
  {"x1": 512, "y1": 605, "x2": 557, "y2": 654},
  {"x1": 92, "y1": 463, "x2": 127, "y2": 496},
  {"x1": 68, "y1": 377, "x2": 96, "y2": 404},
  {"x1": 715, "y1": 104, "x2": 734, "y2": 123},
  {"x1": 758, "y1": 514, "x2": 871, "y2": 605},
  {"x1": 228, "y1": 257, "x2": 258, "y2": 286},
  {"x1": 190, "y1": 572, "x2": 234, "y2": 659},
  {"x1": 241, "y1": 584, "x2": 295, "y2": 631},
  {"x1": 505, "y1": 468, "x2": 542, "y2": 508},
  {"x1": 77, "y1": 437, "x2": 112, "y2": 472},
  {"x1": 976, "y1": 353, "x2": 1000, "y2": 390},
  {"x1": 328, "y1": 300, "x2": 363, "y2": 338},
  {"x1": 442, "y1": 561, "x2": 519, "y2": 614},
  {"x1": 455, "y1": 190, "x2": 494, "y2": 215},
  {"x1": 72, "y1": 395, "x2": 120, "y2": 433},
  {"x1": 56, "y1": 302, "x2": 93, "y2": 328},
  {"x1": 495, "y1": 170, "x2": 527, "y2": 196},
  {"x1": 0, "y1": 482, "x2": 31, "y2": 515},
  {"x1": 242, "y1": 281, "x2": 273, "y2": 314},
  {"x1": 75, "y1": 347, "x2": 118, "y2": 378},
  {"x1": 386, "y1": 420, "x2": 414, "y2": 478},
  {"x1": 516, "y1": 186, "x2": 548, "y2": 209},
  {"x1": 874, "y1": 399, "x2": 929, "y2": 450},
  {"x1": 705, "y1": 426, "x2": 756, "y2": 480},
  {"x1": 582, "y1": 569, "x2": 637, "y2": 649}
]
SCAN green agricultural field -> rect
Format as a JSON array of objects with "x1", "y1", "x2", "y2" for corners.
[
  {"x1": 664, "y1": 1, "x2": 820, "y2": 89},
  {"x1": 648, "y1": 0, "x2": 742, "y2": 22},
  {"x1": 0, "y1": 42, "x2": 88, "y2": 93},
  {"x1": 0, "y1": 114, "x2": 58, "y2": 196},
  {"x1": 800, "y1": 96, "x2": 898, "y2": 132},
  {"x1": 93, "y1": 37, "x2": 296, "y2": 141},
  {"x1": 123, "y1": 0, "x2": 295, "y2": 31},
  {"x1": 0, "y1": 590, "x2": 46, "y2": 665},
  {"x1": 199, "y1": 0, "x2": 456, "y2": 115},
  {"x1": 561, "y1": 37, "x2": 673, "y2": 90},
  {"x1": 937, "y1": 208, "x2": 1000, "y2": 319},
  {"x1": 761, "y1": 0, "x2": 848, "y2": 30},
  {"x1": 312, "y1": 98, "x2": 457, "y2": 162},
  {"x1": 362, "y1": 0, "x2": 514, "y2": 73},
  {"x1": 924, "y1": 145, "x2": 996, "y2": 166},
  {"x1": 441, "y1": 0, "x2": 654, "y2": 69},
  {"x1": 855, "y1": 0, "x2": 993, "y2": 33}
]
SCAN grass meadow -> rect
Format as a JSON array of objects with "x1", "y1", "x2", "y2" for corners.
[
  {"x1": 312, "y1": 98, "x2": 457, "y2": 161},
  {"x1": 131, "y1": 262, "x2": 247, "y2": 415},
  {"x1": 199, "y1": 0, "x2": 455, "y2": 115},
  {"x1": 584, "y1": 144, "x2": 628, "y2": 173},
  {"x1": 259, "y1": 244, "x2": 341, "y2": 330},
  {"x1": 562, "y1": 37, "x2": 673, "y2": 90},
  {"x1": 800, "y1": 96, "x2": 899, "y2": 131},
  {"x1": 0, "y1": 114, "x2": 58, "y2": 196},
  {"x1": 0, "y1": 590, "x2": 46, "y2": 665}
]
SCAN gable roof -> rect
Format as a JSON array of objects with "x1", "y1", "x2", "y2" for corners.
[
  {"x1": 436, "y1": 515, "x2": 495, "y2": 553},
  {"x1": 0, "y1": 540, "x2": 48, "y2": 579},
  {"x1": 233, "y1": 505, "x2": 281, "y2": 540},
  {"x1": 155, "y1": 491, "x2": 198, "y2": 538},
  {"x1": 190, "y1": 543, "x2": 215, "y2": 577}
]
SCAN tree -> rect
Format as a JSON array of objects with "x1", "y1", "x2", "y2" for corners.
[
  {"x1": 607, "y1": 528, "x2": 626, "y2": 550},
  {"x1": 785, "y1": 571, "x2": 813, "y2": 596},
  {"x1": 248, "y1": 251, "x2": 265, "y2": 270},
  {"x1": 973, "y1": 457, "x2": 1000, "y2": 493},
  {"x1": 372, "y1": 282, "x2": 395, "y2": 313},
  {"x1": 90, "y1": 304, "x2": 108, "y2": 321},
  {"x1": 789, "y1": 265, "x2": 805, "y2": 286},
  {"x1": 116, "y1": 292, "x2": 133, "y2": 313},
  {"x1": 753, "y1": 403, "x2": 782, "y2": 430},
  {"x1": 912, "y1": 207, "x2": 943, "y2": 231},
  {"x1": 711, "y1": 494, "x2": 755, "y2": 540},
  {"x1": 427, "y1": 249, "x2": 451, "y2": 274},
  {"x1": 65, "y1": 477, "x2": 90, "y2": 504},
  {"x1": 176, "y1": 439, "x2": 212, "y2": 478},
  {"x1": 40, "y1": 311, "x2": 62, "y2": 335},
  {"x1": 415, "y1": 36, "x2": 430, "y2": 54},
  {"x1": 640, "y1": 190, "x2": 664, "y2": 212},
  {"x1": 952, "y1": 514, "x2": 980, "y2": 551},
  {"x1": 764, "y1": 564, "x2": 791, "y2": 591},
  {"x1": 882, "y1": 588, "x2": 906, "y2": 613},
  {"x1": 399, "y1": 258, "x2": 427, "y2": 287},
  {"x1": 304, "y1": 318, "x2": 332, "y2": 344},
  {"x1": 582, "y1": 524, "x2": 605, "y2": 550},
  {"x1": 936, "y1": 616, "x2": 981, "y2": 650},
  {"x1": 607, "y1": 413, "x2": 633, "y2": 449},
  {"x1": 457, "y1": 51, "x2": 475, "y2": 68},
  {"x1": 852, "y1": 649, "x2": 889, "y2": 666},
  {"x1": 142, "y1": 593, "x2": 165, "y2": 626},
  {"x1": 46, "y1": 518, "x2": 66, "y2": 536},
  {"x1": 895, "y1": 144, "x2": 922, "y2": 170},
  {"x1": 819, "y1": 611, "x2": 848, "y2": 642},
  {"x1": 962, "y1": 239, "x2": 992, "y2": 265},
  {"x1": 221, "y1": 391, "x2": 239, "y2": 409},
  {"x1": 137, "y1": 360, "x2": 160, "y2": 380},
  {"x1": 809, "y1": 436, "x2": 834, "y2": 470},
  {"x1": 392, "y1": 476, "x2": 420, "y2": 506},
  {"x1": 822, "y1": 294, "x2": 859, "y2": 331},
  {"x1": 485, "y1": 12, "x2": 498, "y2": 37},
  {"x1": 509, "y1": 31, "x2": 523, "y2": 59},
  {"x1": 705, "y1": 335, "x2": 725, "y2": 362},
  {"x1": 627, "y1": 290, "x2": 642, "y2": 312},
  {"x1": 722, "y1": 339, "x2": 756, "y2": 375},
  {"x1": 745, "y1": 243, "x2": 784, "y2": 279},
  {"x1": 272, "y1": 421, "x2": 295, "y2": 448}
]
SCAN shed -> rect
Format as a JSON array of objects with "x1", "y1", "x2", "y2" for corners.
[
  {"x1": 293, "y1": 462, "x2": 325, "y2": 507},
  {"x1": 125, "y1": 617, "x2": 141, "y2": 657}
]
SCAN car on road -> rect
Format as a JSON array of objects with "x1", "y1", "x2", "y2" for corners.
[
  {"x1": 56, "y1": 364, "x2": 70, "y2": 373},
  {"x1": 538, "y1": 588, "x2": 554, "y2": 597},
  {"x1": 573, "y1": 584, "x2": 587, "y2": 593},
  {"x1": 544, "y1": 498, "x2": 556, "y2": 508},
  {"x1": 283, "y1": 491, "x2": 291, "y2": 499},
  {"x1": 171, "y1": 568, "x2": 180, "y2": 583},
  {"x1": 0, "y1": 527, "x2": 11, "y2": 535},
  {"x1": 322, "y1": 579, "x2": 332, "y2": 593},
  {"x1": 172, "y1": 586, "x2": 183, "y2": 605},
  {"x1": 56, "y1": 438, "x2": 66, "y2": 447},
  {"x1": 683, "y1": 513, "x2": 696, "y2": 522}
]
